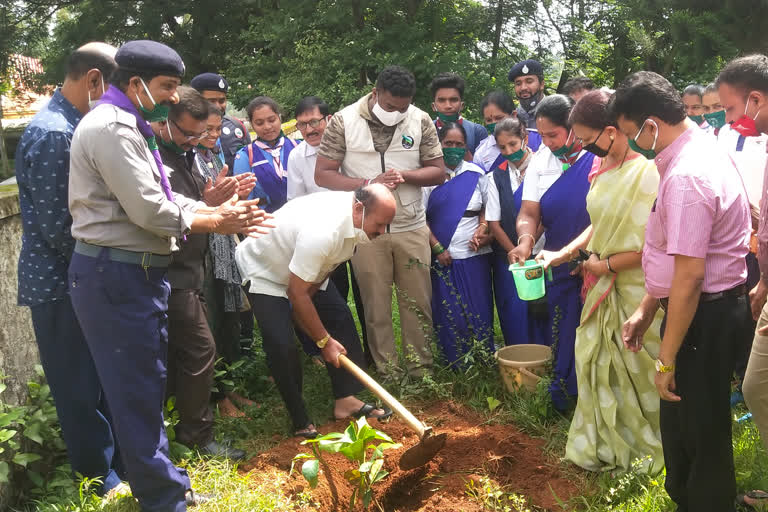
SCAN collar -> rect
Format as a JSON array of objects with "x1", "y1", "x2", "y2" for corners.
[
  {"x1": 358, "y1": 93, "x2": 375, "y2": 122},
  {"x1": 51, "y1": 88, "x2": 83, "y2": 126},
  {"x1": 302, "y1": 140, "x2": 318, "y2": 156},
  {"x1": 654, "y1": 125, "x2": 697, "y2": 177}
]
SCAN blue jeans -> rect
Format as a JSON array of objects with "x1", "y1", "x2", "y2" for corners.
[
  {"x1": 29, "y1": 295, "x2": 122, "y2": 495},
  {"x1": 69, "y1": 251, "x2": 190, "y2": 512}
]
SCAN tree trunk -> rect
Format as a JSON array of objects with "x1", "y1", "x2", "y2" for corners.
[{"x1": 491, "y1": 0, "x2": 503, "y2": 77}]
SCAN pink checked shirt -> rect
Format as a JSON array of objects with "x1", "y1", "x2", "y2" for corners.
[
  {"x1": 642, "y1": 127, "x2": 751, "y2": 299},
  {"x1": 757, "y1": 142, "x2": 768, "y2": 278}
]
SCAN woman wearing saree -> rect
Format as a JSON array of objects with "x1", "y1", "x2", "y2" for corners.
[
  {"x1": 233, "y1": 96, "x2": 298, "y2": 213},
  {"x1": 536, "y1": 90, "x2": 664, "y2": 472},
  {"x1": 486, "y1": 117, "x2": 548, "y2": 347},
  {"x1": 508, "y1": 94, "x2": 594, "y2": 411},
  {"x1": 425, "y1": 122, "x2": 494, "y2": 365}
]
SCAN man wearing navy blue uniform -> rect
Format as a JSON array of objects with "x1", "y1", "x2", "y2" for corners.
[
  {"x1": 429, "y1": 72, "x2": 488, "y2": 155},
  {"x1": 67, "y1": 40, "x2": 268, "y2": 511},
  {"x1": 190, "y1": 72, "x2": 251, "y2": 171},
  {"x1": 508, "y1": 59, "x2": 547, "y2": 130},
  {"x1": 16, "y1": 42, "x2": 122, "y2": 496}
]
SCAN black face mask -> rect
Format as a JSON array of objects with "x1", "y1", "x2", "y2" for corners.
[
  {"x1": 583, "y1": 128, "x2": 614, "y2": 158},
  {"x1": 519, "y1": 90, "x2": 544, "y2": 112}
]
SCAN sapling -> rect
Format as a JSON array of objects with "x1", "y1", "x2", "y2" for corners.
[{"x1": 292, "y1": 416, "x2": 401, "y2": 511}]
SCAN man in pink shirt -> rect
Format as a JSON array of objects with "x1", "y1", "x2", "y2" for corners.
[
  {"x1": 611, "y1": 71, "x2": 752, "y2": 512},
  {"x1": 717, "y1": 54, "x2": 768, "y2": 509}
]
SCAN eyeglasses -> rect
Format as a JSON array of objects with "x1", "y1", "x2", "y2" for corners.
[
  {"x1": 295, "y1": 118, "x2": 327, "y2": 130},
  {"x1": 576, "y1": 127, "x2": 605, "y2": 146},
  {"x1": 170, "y1": 119, "x2": 208, "y2": 142}
]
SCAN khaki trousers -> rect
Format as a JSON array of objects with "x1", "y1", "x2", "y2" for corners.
[
  {"x1": 351, "y1": 225, "x2": 433, "y2": 376},
  {"x1": 743, "y1": 300, "x2": 768, "y2": 452}
]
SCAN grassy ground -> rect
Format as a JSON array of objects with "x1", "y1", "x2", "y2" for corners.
[{"x1": 26, "y1": 291, "x2": 768, "y2": 512}]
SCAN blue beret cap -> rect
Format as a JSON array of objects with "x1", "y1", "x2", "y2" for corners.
[
  {"x1": 508, "y1": 59, "x2": 544, "y2": 82},
  {"x1": 190, "y1": 73, "x2": 228, "y2": 93},
  {"x1": 115, "y1": 40, "x2": 185, "y2": 77}
]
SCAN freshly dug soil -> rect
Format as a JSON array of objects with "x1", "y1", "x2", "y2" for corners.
[{"x1": 240, "y1": 401, "x2": 581, "y2": 511}]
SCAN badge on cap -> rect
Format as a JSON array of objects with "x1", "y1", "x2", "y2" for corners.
[
  {"x1": 234, "y1": 128, "x2": 244, "y2": 138},
  {"x1": 522, "y1": 64, "x2": 529, "y2": 74},
  {"x1": 218, "y1": 79, "x2": 225, "y2": 90},
  {"x1": 402, "y1": 134, "x2": 414, "y2": 149},
  {"x1": 222, "y1": 126, "x2": 231, "y2": 135}
]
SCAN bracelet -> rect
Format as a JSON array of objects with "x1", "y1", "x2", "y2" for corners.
[
  {"x1": 518, "y1": 233, "x2": 535, "y2": 245},
  {"x1": 432, "y1": 242, "x2": 445, "y2": 255},
  {"x1": 606, "y1": 256, "x2": 616, "y2": 273},
  {"x1": 316, "y1": 334, "x2": 330, "y2": 349},
  {"x1": 479, "y1": 222, "x2": 489, "y2": 233}
]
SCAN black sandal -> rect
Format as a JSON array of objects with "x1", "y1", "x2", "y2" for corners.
[
  {"x1": 348, "y1": 403, "x2": 394, "y2": 422},
  {"x1": 294, "y1": 424, "x2": 318, "y2": 439},
  {"x1": 737, "y1": 490, "x2": 768, "y2": 510}
]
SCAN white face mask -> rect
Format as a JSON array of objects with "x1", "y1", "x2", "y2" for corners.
[
  {"x1": 87, "y1": 74, "x2": 106, "y2": 111},
  {"x1": 372, "y1": 101, "x2": 407, "y2": 126},
  {"x1": 355, "y1": 200, "x2": 371, "y2": 244}
]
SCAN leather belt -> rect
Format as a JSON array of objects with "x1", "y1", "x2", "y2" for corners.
[
  {"x1": 462, "y1": 210, "x2": 481, "y2": 218},
  {"x1": 659, "y1": 283, "x2": 746, "y2": 312},
  {"x1": 74, "y1": 240, "x2": 171, "y2": 268}
]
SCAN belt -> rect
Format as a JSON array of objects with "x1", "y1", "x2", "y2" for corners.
[
  {"x1": 463, "y1": 210, "x2": 481, "y2": 218},
  {"x1": 74, "y1": 240, "x2": 171, "y2": 268},
  {"x1": 659, "y1": 283, "x2": 746, "y2": 311}
]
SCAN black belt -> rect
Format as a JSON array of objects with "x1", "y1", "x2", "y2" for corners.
[
  {"x1": 463, "y1": 210, "x2": 481, "y2": 218},
  {"x1": 74, "y1": 240, "x2": 171, "y2": 268},
  {"x1": 659, "y1": 283, "x2": 746, "y2": 311}
]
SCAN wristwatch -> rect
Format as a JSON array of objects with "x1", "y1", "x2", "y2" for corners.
[
  {"x1": 316, "y1": 334, "x2": 330, "y2": 349},
  {"x1": 655, "y1": 359, "x2": 675, "y2": 373}
]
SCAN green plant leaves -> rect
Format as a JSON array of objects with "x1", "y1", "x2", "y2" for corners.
[
  {"x1": 12, "y1": 452, "x2": 41, "y2": 467},
  {"x1": 301, "y1": 459, "x2": 319, "y2": 489},
  {"x1": 487, "y1": 396, "x2": 501, "y2": 413}
]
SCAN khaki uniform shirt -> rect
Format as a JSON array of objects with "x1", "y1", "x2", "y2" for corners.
[{"x1": 69, "y1": 103, "x2": 203, "y2": 255}]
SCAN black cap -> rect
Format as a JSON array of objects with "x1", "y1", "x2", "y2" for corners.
[
  {"x1": 115, "y1": 40, "x2": 185, "y2": 77},
  {"x1": 508, "y1": 59, "x2": 543, "y2": 82},
  {"x1": 190, "y1": 73, "x2": 228, "y2": 93}
]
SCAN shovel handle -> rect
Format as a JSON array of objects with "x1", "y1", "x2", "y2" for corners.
[{"x1": 338, "y1": 354, "x2": 426, "y2": 437}]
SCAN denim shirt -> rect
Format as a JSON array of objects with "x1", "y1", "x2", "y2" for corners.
[{"x1": 16, "y1": 89, "x2": 82, "y2": 306}]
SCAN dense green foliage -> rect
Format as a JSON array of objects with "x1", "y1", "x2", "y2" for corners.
[{"x1": 3, "y1": 1, "x2": 768, "y2": 118}]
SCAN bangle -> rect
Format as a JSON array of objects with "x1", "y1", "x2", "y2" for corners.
[
  {"x1": 431, "y1": 242, "x2": 445, "y2": 255},
  {"x1": 316, "y1": 334, "x2": 330, "y2": 348},
  {"x1": 606, "y1": 256, "x2": 616, "y2": 273},
  {"x1": 479, "y1": 222, "x2": 489, "y2": 233},
  {"x1": 518, "y1": 233, "x2": 535, "y2": 245}
]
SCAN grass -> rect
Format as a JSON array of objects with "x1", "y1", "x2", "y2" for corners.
[{"x1": 23, "y1": 289, "x2": 768, "y2": 511}]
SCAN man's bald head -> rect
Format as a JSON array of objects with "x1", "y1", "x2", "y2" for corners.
[
  {"x1": 353, "y1": 184, "x2": 396, "y2": 240},
  {"x1": 66, "y1": 42, "x2": 118, "y2": 81}
]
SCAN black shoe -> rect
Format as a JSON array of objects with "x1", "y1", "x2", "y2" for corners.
[
  {"x1": 185, "y1": 489, "x2": 211, "y2": 507},
  {"x1": 200, "y1": 440, "x2": 246, "y2": 460}
]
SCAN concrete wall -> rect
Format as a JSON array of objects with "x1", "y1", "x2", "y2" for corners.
[{"x1": 0, "y1": 185, "x2": 40, "y2": 505}]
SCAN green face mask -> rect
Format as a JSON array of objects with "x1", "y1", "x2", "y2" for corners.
[
  {"x1": 688, "y1": 114, "x2": 704, "y2": 125},
  {"x1": 486, "y1": 123, "x2": 496, "y2": 135},
  {"x1": 437, "y1": 112, "x2": 460, "y2": 123},
  {"x1": 160, "y1": 122, "x2": 187, "y2": 154},
  {"x1": 442, "y1": 147, "x2": 466, "y2": 167},
  {"x1": 629, "y1": 119, "x2": 658, "y2": 160},
  {"x1": 137, "y1": 77, "x2": 170, "y2": 122},
  {"x1": 703, "y1": 110, "x2": 726, "y2": 130},
  {"x1": 504, "y1": 147, "x2": 526, "y2": 163}
]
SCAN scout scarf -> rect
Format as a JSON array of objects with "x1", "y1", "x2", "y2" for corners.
[{"x1": 98, "y1": 86, "x2": 175, "y2": 202}]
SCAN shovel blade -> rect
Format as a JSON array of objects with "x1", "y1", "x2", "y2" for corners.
[{"x1": 398, "y1": 432, "x2": 447, "y2": 471}]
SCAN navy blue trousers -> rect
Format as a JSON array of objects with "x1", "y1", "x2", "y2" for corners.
[
  {"x1": 29, "y1": 295, "x2": 122, "y2": 495},
  {"x1": 69, "y1": 251, "x2": 190, "y2": 512}
]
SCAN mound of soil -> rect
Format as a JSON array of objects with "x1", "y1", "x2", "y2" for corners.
[{"x1": 240, "y1": 401, "x2": 581, "y2": 511}]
